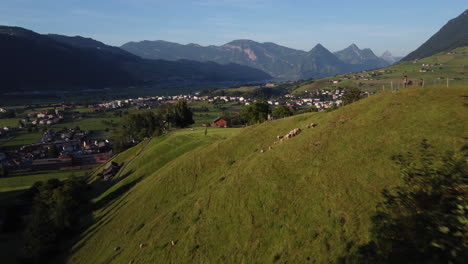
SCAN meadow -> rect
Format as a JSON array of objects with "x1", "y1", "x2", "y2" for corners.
[
  {"x1": 293, "y1": 46, "x2": 468, "y2": 94},
  {"x1": 68, "y1": 85, "x2": 467, "y2": 264}
]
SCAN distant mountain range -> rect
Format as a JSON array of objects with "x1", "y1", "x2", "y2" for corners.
[
  {"x1": 0, "y1": 26, "x2": 271, "y2": 92},
  {"x1": 402, "y1": 9, "x2": 468, "y2": 61},
  {"x1": 122, "y1": 40, "x2": 394, "y2": 80},
  {"x1": 5, "y1": 9, "x2": 466, "y2": 94}
]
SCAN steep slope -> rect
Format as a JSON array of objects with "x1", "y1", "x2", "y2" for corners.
[
  {"x1": 300, "y1": 44, "x2": 351, "y2": 79},
  {"x1": 402, "y1": 9, "x2": 468, "y2": 61},
  {"x1": 334, "y1": 44, "x2": 389, "y2": 69},
  {"x1": 0, "y1": 27, "x2": 271, "y2": 92},
  {"x1": 0, "y1": 26, "x2": 136, "y2": 91},
  {"x1": 68, "y1": 86, "x2": 467, "y2": 264},
  {"x1": 220, "y1": 40, "x2": 306, "y2": 79}
]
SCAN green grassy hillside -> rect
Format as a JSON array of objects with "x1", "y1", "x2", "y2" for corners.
[
  {"x1": 293, "y1": 46, "x2": 468, "y2": 94},
  {"x1": 68, "y1": 86, "x2": 467, "y2": 264}
]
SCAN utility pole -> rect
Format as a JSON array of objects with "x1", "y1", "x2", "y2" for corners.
[{"x1": 447, "y1": 77, "x2": 449, "y2": 88}]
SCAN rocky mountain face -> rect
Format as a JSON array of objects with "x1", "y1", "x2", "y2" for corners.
[
  {"x1": 122, "y1": 40, "x2": 392, "y2": 80},
  {"x1": 402, "y1": 9, "x2": 468, "y2": 61}
]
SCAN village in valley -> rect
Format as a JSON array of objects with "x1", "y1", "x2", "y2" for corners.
[
  {"x1": 0, "y1": 83, "x2": 349, "y2": 184},
  {"x1": 3, "y1": 43, "x2": 466, "y2": 186}
]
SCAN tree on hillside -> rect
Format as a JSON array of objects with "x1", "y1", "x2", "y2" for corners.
[
  {"x1": 172, "y1": 100, "x2": 194, "y2": 128},
  {"x1": 23, "y1": 176, "x2": 88, "y2": 262},
  {"x1": 220, "y1": 110, "x2": 243, "y2": 126},
  {"x1": 111, "y1": 110, "x2": 166, "y2": 152},
  {"x1": 342, "y1": 87, "x2": 362, "y2": 105},
  {"x1": 272, "y1": 105, "x2": 294, "y2": 118},
  {"x1": 340, "y1": 140, "x2": 468, "y2": 264},
  {"x1": 240, "y1": 99, "x2": 270, "y2": 125}
]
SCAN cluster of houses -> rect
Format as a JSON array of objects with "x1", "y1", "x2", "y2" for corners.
[
  {"x1": 419, "y1": 63, "x2": 442, "y2": 73},
  {"x1": 27, "y1": 109, "x2": 64, "y2": 126},
  {"x1": 0, "y1": 128, "x2": 113, "y2": 173},
  {"x1": 327, "y1": 70, "x2": 391, "y2": 83},
  {"x1": 292, "y1": 88, "x2": 346, "y2": 109},
  {"x1": 94, "y1": 87, "x2": 346, "y2": 112}
]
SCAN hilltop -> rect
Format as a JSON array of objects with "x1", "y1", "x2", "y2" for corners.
[{"x1": 68, "y1": 85, "x2": 467, "y2": 264}]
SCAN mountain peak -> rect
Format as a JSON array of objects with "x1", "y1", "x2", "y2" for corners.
[
  {"x1": 310, "y1": 43, "x2": 329, "y2": 52},
  {"x1": 381, "y1": 50, "x2": 392, "y2": 57},
  {"x1": 226, "y1": 39, "x2": 258, "y2": 46},
  {"x1": 348, "y1": 43, "x2": 360, "y2": 50}
]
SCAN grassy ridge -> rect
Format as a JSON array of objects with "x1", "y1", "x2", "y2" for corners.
[{"x1": 68, "y1": 86, "x2": 467, "y2": 264}]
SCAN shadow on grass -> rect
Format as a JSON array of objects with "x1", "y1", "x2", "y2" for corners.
[{"x1": 53, "y1": 170, "x2": 144, "y2": 263}]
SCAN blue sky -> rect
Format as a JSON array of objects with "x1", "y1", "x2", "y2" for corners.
[{"x1": 0, "y1": 0, "x2": 466, "y2": 56}]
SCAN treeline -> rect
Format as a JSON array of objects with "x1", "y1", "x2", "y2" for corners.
[
  {"x1": 233, "y1": 100, "x2": 318, "y2": 125},
  {"x1": 112, "y1": 100, "x2": 194, "y2": 152}
]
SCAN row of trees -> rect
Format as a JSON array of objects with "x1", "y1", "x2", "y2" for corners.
[
  {"x1": 239, "y1": 100, "x2": 315, "y2": 125},
  {"x1": 237, "y1": 87, "x2": 363, "y2": 125}
]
